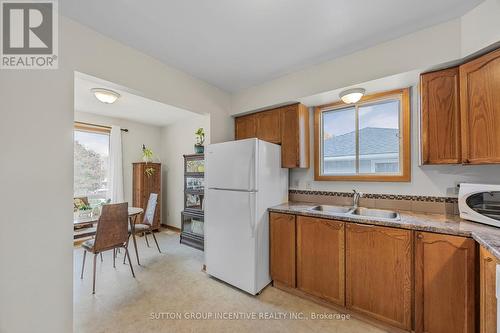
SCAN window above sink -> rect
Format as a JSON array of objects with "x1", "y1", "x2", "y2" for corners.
[{"x1": 314, "y1": 88, "x2": 411, "y2": 182}]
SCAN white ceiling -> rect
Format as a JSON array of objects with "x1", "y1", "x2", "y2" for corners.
[
  {"x1": 74, "y1": 72, "x2": 198, "y2": 126},
  {"x1": 62, "y1": 0, "x2": 483, "y2": 93}
]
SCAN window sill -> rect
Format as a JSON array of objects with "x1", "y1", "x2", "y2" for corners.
[{"x1": 314, "y1": 174, "x2": 411, "y2": 182}]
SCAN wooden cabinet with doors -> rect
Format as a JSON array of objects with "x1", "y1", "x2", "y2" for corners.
[
  {"x1": 420, "y1": 67, "x2": 461, "y2": 164},
  {"x1": 419, "y1": 48, "x2": 500, "y2": 165},
  {"x1": 132, "y1": 162, "x2": 161, "y2": 230},
  {"x1": 460, "y1": 48, "x2": 500, "y2": 164},
  {"x1": 280, "y1": 103, "x2": 310, "y2": 168},
  {"x1": 234, "y1": 103, "x2": 310, "y2": 168},
  {"x1": 480, "y1": 246, "x2": 497, "y2": 333},
  {"x1": 269, "y1": 212, "x2": 296, "y2": 288},
  {"x1": 235, "y1": 114, "x2": 256, "y2": 140},
  {"x1": 296, "y1": 216, "x2": 344, "y2": 306},
  {"x1": 256, "y1": 110, "x2": 281, "y2": 144},
  {"x1": 345, "y1": 223, "x2": 412, "y2": 330},
  {"x1": 415, "y1": 231, "x2": 476, "y2": 333}
]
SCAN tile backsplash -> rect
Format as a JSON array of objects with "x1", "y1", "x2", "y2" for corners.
[{"x1": 289, "y1": 189, "x2": 458, "y2": 215}]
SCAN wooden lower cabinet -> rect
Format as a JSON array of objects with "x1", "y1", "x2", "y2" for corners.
[
  {"x1": 345, "y1": 223, "x2": 412, "y2": 330},
  {"x1": 415, "y1": 231, "x2": 476, "y2": 333},
  {"x1": 270, "y1": 213, "x2": 481, "y2": 332},
  {"x1": 269, "y1": 212, "x2": 296, "y2": 288},
  {"x1": 480, "y1": 246, "x2": 497, "y2": 333},
  {"x1": 296, "y1": 216, "x2": 344, "y2": 306}
]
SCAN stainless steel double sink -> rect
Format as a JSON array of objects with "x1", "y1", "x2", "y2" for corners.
[{"x1": 308, "y1": 205, "x2": 400, "y2": 220}]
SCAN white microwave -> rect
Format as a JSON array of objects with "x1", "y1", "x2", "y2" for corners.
[{"x1": 459, "y1": 183, "x2": 500, "y2": 228}]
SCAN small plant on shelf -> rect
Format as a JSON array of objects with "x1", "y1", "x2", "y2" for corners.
[
  {"x1": 78, "y1": 204, "x2": 92, "y2": 211},
  {"x1": 78, "y1": 203, "x2": 93, "y2": 218},
  {"x1": 142, "y1": 144, "x2": 157, "y2": 177},
  {"x1": 142, "y1": 144, "x2": 154, "y2": 163},
  {"x1": 194, "y1": 128, "x2": 205, "y2": 153}
]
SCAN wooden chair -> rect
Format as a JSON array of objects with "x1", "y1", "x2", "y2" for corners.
[
  {"x1": 80, "y1": 202, "x2": 135, "y2": 294},
  {"x1": 124, "y1": 193, "x2": 161, "y2": 264}
]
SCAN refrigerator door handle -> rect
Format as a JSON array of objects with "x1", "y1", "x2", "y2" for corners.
[
  {"x1": 249, "y1": 145, "x2": 256, "y2": 191},
  {"x1": 249, "y1": 193, "x2": 256, "y2": 238}
]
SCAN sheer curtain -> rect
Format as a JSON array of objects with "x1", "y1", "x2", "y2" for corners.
[{"x1": 108, "y1": 125, "x2": 124, "y2": 203}]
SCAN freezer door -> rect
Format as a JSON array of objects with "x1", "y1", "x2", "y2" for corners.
[
  {"x1": 206, "y1": 139, "x2": 258, "y2": 191},
  {"x1": 205, "y1": 189, "x2": 258, "y2": 294}
]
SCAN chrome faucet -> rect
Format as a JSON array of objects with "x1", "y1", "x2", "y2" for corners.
[{"x1": 353, "y1": 189, "x2": 363, "y2": 209}]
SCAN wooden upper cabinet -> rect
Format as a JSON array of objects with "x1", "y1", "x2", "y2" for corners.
[
  {"x1": 460, "y1": 48, "x2": 500, "y2": 164},
  {"x1": 280, "y1": 103, "x2": 310, "y2": 168},
  {"x1": 420, "y1": 67, "x2": 461, "y2": 164},
  {"x1": 345, "y1": 224, "x2": 412, "y2": 330},
  {"x1": 480, "y1": 246, "x2": 497, "y2": 333},
  {"x1": 296, "y1": 216, "x2": 344, "y2": 306},
  {"x1": 415, "y1": 231, "x2": 476, "y2": 333},
  {"x1": 234, "y1": 103, "x2": 310, "y2": 168},
  {"x1": 269, "y1": 212, "x2": 296, "y2": 288},
  {"x1": 235, "y1": 114, "x2": 256, "y2": 140},
  {"x1": 256, "y1": 110, "x2": 281, "y2": 144}
]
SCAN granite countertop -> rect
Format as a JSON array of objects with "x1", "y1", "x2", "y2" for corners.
[{"x1": 269, "y1": 201, "x2": 500, "y2": 261}]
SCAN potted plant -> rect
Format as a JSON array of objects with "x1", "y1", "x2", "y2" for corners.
[
  {"x1": 142, "y1": 144, "x2": 154, "y2": 163},
  {"x1": 142, "y1": 144, "x2": 157, "y2": 177},
  {"x1": 194, "y1": 128, "x2": 205, "y2": 154},
  {"x1": 78, "y1": 204, "x2": 93, "y2": 218}
]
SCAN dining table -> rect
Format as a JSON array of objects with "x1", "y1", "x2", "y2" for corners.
[{"x1": 74, "y1": 206, "x2": 144, "y2": 265}]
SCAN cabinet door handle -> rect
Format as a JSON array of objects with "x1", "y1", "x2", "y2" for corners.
[
  {"x1": 349, "y1": 223, "x2": 374, "y2": 228},
  {"x1": 485, "y1": 257, "x2": 493, "y2": 262},
  {"x1": 416, "y1": 233, "x2": 423, "y2": 239}
]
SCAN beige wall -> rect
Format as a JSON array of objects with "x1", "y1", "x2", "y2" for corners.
[
  {"x1": 460, "y1": 0, "x2": 500, "y2": 57},
  {"x1": 74, "y1": 112, "x2": 163, "y2": 205},
  {"x1": 160, "y1": 114, "x2": 210, "y2": 228},
  {"x1": 0, "y1": 16, "x2": 230, "y2": 333}
]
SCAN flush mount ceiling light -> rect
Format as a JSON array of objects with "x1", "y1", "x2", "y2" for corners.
[
  {"x1": 339, "y1": 88, "x2": 366, "y2": 104},
  {"x1": 91, "y1": 88, "x2": 121, "y2": 104}
]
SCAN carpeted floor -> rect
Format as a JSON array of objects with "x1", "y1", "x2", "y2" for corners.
[{"x1": 74, "y1": 230, "x2": 388, "y2": 333}]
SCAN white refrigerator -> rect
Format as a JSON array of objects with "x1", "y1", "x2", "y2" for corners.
[{"x1": 205, "y1": 138, "x2": 288, "y2": 295}]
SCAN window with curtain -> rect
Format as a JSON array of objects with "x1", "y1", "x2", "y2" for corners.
[
  {"x1": 314, "y1": 88, "x2": 411, "y2": 182},
  {"x1": 73, "y1": 123, "x2": 110, "y2": 205}
]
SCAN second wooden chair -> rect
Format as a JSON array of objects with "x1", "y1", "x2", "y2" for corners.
[{"x1": 124, "y1": 193, "x2": 161, "y2": 265}]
